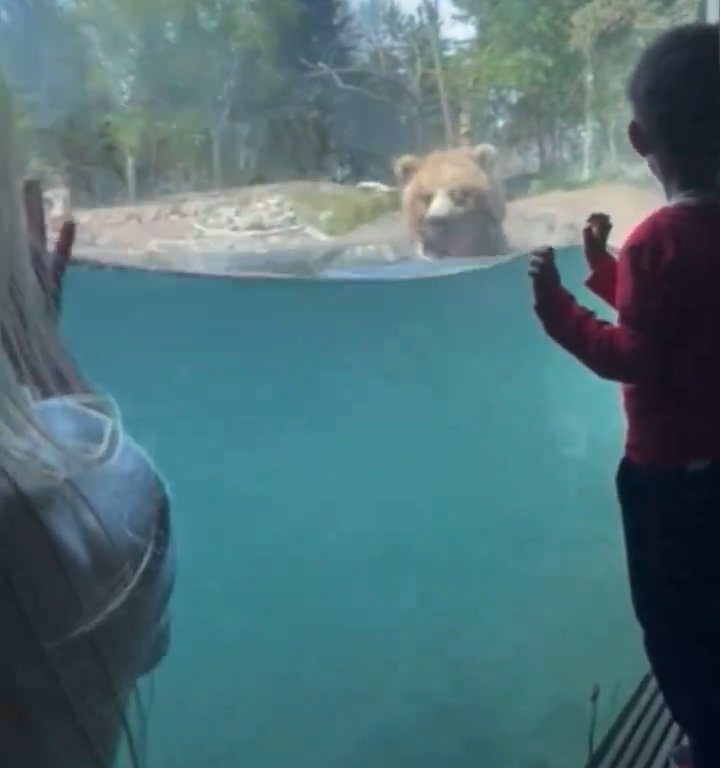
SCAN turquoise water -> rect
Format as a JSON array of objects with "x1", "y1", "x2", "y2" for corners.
[{"x1": 62, "y1": 246, "x2": 644, "y2": 768}]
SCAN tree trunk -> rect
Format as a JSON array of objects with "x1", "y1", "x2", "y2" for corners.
[
  {"x1": 412, "y1": 101, "x2": 425, "y2": 153},
  {"x1": 535, "y1": 111, "x2": 548, "y2": 171},
  {"x1": 551, "y1": 120, "x2": 562, "y2": 168},
  {"x1": 125, "y1": 151, "x2": 137, "y2": 202},
  {"x1": 608, "y1": 115, "x2": 618, "y2": 170},
  {"x1": 581, "y1": 50, "x2": 595, "y2": 182},
  {"x1": 423, "y1": 0, "x2": 454, "y2": 148},
  {"x1": 537, "y1": 131, "x2": 547, "y2": 172},
  {"x1": 457, "y1": 100, "x2": 471, "y2": 147},
  {"x1": 149, "y1": 138, "x2": 161, "y2": 193},
  {"x1": 211, "y1": 129, "x2": 223, "y2": 189},
  {"x1": 236, "y1": 123, "x2": 254, "y2": 177}
]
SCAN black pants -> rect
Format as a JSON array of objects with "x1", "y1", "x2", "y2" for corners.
[{"x1": 617, "y1": 458, "x2": 720, "y2": 768}]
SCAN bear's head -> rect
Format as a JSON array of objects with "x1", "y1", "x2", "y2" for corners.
[{"x1": 394, "y1": 144, "x2": 508, "y2": 259}]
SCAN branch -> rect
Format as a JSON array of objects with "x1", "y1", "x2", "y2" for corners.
[
  {"x1": 301, "y1": 60, "x2": 424, "y2": 105},
  {"x1": 408, "y1": 37, "x2": 425, "y2": 93},
  {"x1": 301, "y1": 60, "x2": 391, "y2": 102}
]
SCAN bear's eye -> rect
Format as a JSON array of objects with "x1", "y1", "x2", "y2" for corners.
[
  {"x1": 420, "y1": 193, "x2": 434, "y2": 207},
  {"x1": 450, "y1": 188, "x2": 472, "y2": 206}
]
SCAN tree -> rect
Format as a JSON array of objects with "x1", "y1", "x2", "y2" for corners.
[
  {"x1": 277, "y1": 0, "x2": 354, "y2": 71},
  {"x1": 350, "y1": 0, "x2": 457, "y2": 156},
  {"x1": 0, "y1": 0, "x2": 93, "y2": 127},
  {"x1": 0, "y1": 0, "x2": 705, "y2": 202},
  {"x1": 451, "y1": 0, "x2": 587, "y2": 170},
  {"x1": 150, "y1": 0, "x2": 288, "y2": 188},
  {"x1": 419, "y1": 0, "x2": 454, "y2": 147},
  {"x1": 0, "y1": 0, "x2": 109, "y2": 192},
  {"x1": 570, "y1": 0, "x2": 697, "y2": 178},
  {"x1": 63, "y1": 0, "x2": 173, "y2": 200}
]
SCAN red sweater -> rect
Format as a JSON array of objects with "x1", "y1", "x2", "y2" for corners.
[{"x1": 534, "y1": 202, "x2": 720, "y2": 468}]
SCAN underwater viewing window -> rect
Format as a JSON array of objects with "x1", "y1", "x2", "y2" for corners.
[{"x1": 0, "y1": 1, "x2": 715, "y2": 767}]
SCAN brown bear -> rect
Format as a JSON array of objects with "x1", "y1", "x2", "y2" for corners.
[{"x1": 393, "y1": 144, "x2": 509, "y2": 259}]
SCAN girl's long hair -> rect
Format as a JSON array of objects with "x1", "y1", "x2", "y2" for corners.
[{"x1": 0, "y1": 77, "x2": 149, "y2": 768}]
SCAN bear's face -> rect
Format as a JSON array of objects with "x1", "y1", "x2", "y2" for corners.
[{"x1": 394, "y1": 144, "x2": 508, "y2": 259}]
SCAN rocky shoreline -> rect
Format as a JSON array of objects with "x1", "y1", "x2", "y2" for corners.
[{"x1": 46, "y1": 181, "x2": 664, "y2": 278}]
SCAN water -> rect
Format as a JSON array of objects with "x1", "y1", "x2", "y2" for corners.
[{"x1": 61, "y1": 246, "x2": 644, "y2": 768}]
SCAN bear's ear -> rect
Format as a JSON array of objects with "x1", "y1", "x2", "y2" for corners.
[
  {"x1": 393, "y1": 154, "x2": 421, "y2": 186},
  {"x1": 468, "y1": 143, "x2": 499, "y2": 175}
]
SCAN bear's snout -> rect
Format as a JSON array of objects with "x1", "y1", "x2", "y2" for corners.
[{"x1": 419, "y1": 217, "x2": 451, "y2": 256}]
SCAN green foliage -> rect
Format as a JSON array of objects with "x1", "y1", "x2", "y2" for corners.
[
  {"x1": 456, "y1": 0, "x2": 583, "y2": 92},
  {"x1": 275, "y1": 0, "x2": 354, "y2": 70},
  {"x1": 0, "y1": 0, "x2": 704, "y2": 206}
]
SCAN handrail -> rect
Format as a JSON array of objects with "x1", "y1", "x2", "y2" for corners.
[{"x1": 585, "y1": 674, "x2": 682, "y2": 768}]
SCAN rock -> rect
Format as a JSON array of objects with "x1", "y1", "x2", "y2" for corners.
[
  {"x1": 181, "y1": 201, "x2": 200, "y2": 217},
  {"x1": 94, "y1": 233, "x2": 116, "y2": 248},
  {"x1": 76, "y1": 231, "x2": 97, "y2": 246},
  {"x1": 357, "y1": 181, "x2": 395, "y2": 193},
  {"x1": 194, "y1": 194, "x2": 302, "y2": 236},
  {"x1": 141, "y1": 205, "x2": 161, "y2": 223}
]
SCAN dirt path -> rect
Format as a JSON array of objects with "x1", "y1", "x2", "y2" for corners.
[{"x1": 505, "y1": 182, "x2": 663, "y2": 252}]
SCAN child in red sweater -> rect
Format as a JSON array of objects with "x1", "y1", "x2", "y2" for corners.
[{"x1": 530, "y1": 23, "x2": 720, "y2": 768}]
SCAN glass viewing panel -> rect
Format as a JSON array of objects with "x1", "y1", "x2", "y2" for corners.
[{"x1": 0, "y1": 1, "x2": 709, "y2": 767}]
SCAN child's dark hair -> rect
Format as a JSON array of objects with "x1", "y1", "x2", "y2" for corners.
[{"x1": 628, "y1": 23, "x2": 720, "y2": 173}]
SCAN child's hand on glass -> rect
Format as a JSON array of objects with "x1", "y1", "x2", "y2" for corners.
[
  {"x1": 583, "y1": 212, "x2": 613, "y2": 271},
  {"x1": 529, "y1": 246, "x2": 561, "y2": 294}
]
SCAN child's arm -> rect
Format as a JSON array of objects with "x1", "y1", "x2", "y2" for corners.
[
  {"x1": 585, "y1": 253, "x2": 617, "y2": 308},
  {"x1": 531, "y1": 243, "x2": 661, "y2": 384},
  {"x1": 583, "y1": 214, "x2": 618, "y2": 309}
]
